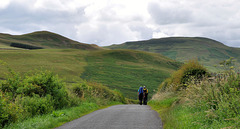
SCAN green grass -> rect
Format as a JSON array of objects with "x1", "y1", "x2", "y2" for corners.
[
  {"x1": 81, "y1": 49, "x2": 181, "y2": 99},
  {"x1": 0, "y1": 49, "x2": 181, "y2": 100},
  {"x1": 106, "y1": 37, "x2": 240, "y2": 72},
  {"x1": 0, "y1": 44, "x2": 22, "y2": 49},
  {"x1": 152, "y1": 102, "x2": 238, "y2": 129},
  {"x1": 0, "y1": 49, "x2": 88, "y2": 82},
  {"x1": 3, "y1": 101, "x2": 122, "y2": 129},
  {"x1": 148, "y1": 96, "x2": 179, "y2": 128},
  {"x1": 149, "y1": 96, "x2": 234, "y2": 129}
]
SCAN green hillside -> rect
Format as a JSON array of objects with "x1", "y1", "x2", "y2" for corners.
[
  {"x1": 0, "y1": 49, "x2": 181, "y2": 99},
  {"x1": 0, "y1": 31, "x2": 101, "y2": 50},
  {"x1": 107, "y1": 37, "x2": 240, "y2": 71},
  {"x1": 81, "y1": 49, "x2": 181, "y2": 99}
]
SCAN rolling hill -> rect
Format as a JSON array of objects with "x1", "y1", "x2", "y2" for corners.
[
  {"x1": 0, "y1": 48, "x2": 181, "y2": 99},
  {"x1": 0, "y1": 31, "x2": 102, "y2": 50},
  {"x1": 107, "y1": 37, "x2": 240, "y2": 71},
  {"x1": 81, "y1": 49, "x2": 181, "y2": 98},
  {"x1": 0, "y1": 31, "x2": 182, "y2": 98}
]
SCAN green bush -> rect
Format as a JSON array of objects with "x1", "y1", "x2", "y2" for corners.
[
  {"x1": 1, "y1": 72, "x2": 23, "y2": 100},
  {"x1": 72, "y1": 82, "x2": 126, "y2": 103},
  {"x1": 0, "y1": 91, "x2": 23, "y2": 128},
  {"x1": 25, "y1": 71, "x2": 69, "y2": 108},
  {"x1": 0, "y1": 70, "x2": 69, "y2": 127},
  {"x1": 0, "y1": 64, "x2": 126, "y2": 128},
  {"x1": 159, "y1": 60, "x2": 209, "y2": 91},
  {"x1": 17, "y1": 94, "x2": 54, "y2": 117},
  {"x1": 1, "y1": 71, "x2": 69, "y2": 109}
]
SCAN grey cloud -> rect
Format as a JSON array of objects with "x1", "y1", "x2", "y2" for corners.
[
  {"x1": 1, "y1": 0, "x2": 240, "y2": 48},
  {"x1": 0, "y1": 2, "x2": 86, "y2": 40},
  {"x1": 148, "y1": 2, "x2": 192, "y2": 25},
  {"x1": 129, "y1": 23, "x2": 153, "y2": 40},
  {"x1": 76, "y1": 22, "x2": 140, "y2": 46}
]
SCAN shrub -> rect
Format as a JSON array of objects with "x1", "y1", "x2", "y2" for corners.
[
  {"x1": 159, "y1": 60, "x2": 209, "y2": 91},
  {"x1": 0, "y1": 63, "x2": 126, "y2": 128},
  {"x1": 0, "y1": 70, "x2": 70, "y2": 127},
  {"x1": 0, "y1": 91, "x2": 24, "y2": 128},
  {"x1": 72, "y1": 82, "x2": 126, "y2": 103},
  {"x1": 17, "y1": 94, "x2": 54, "y2": 117},
  {"x1": 1, "y1": 72, "x2": 23, "y2": 100},
  {"x1": 185, "y1": 73, "x2": 240, "y2": 126}
]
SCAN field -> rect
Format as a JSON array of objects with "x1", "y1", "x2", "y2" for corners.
[
  {"x1": 0, "y1": 49, "x2": 88, "y2": 81},
  {"x1": 0, "y1": 48, "x2": 181, "y2": 99}
]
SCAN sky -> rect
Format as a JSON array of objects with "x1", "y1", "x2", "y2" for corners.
[{"x1": 0, "y1": 0, "x2": 240, "y2": 47}]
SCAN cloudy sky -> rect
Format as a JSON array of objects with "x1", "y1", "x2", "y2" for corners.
[{"x1": 0, "y1": 0, "x2": 240, "y2": 47}]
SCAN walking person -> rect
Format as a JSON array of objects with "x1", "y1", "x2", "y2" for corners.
[
  {"x1": 138, "y1": 86, "x2": 143, "y2": 105},
  {"x1": 143, "y1": 86, "x2": 148, "y2": 105}
]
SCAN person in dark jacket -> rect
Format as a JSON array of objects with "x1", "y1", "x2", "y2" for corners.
[
  {"x1": 143, "y1": 86, "x2": 148, "y2": 105},
  {"x1": 138, "y1": 86, "x2": 143, "y2": 105}
]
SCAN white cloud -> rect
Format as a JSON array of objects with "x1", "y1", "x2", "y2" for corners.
[
  {"x1": 152, "y1": 31, "x2": 169, "y2": 39},
  {"x1": 0, "y1": 0, "x2": 11, "y2": 9},
  {"x1": 0, "y1": 0, "x2": 240, "y2": 47}
]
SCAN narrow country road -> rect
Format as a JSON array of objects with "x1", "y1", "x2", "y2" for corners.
[{"x1": 56, "y1": 104, "x2": 163, "y2": 129}]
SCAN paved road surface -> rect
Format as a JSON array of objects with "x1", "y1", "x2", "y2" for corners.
[{"x1": 56, "y1": 104, "x2": 163, "y2": 129}]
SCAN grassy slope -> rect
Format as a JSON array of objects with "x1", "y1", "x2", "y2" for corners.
[
  {"x1": 81, "y1": 49, "x2": 181, "y2": 99},
  {"x1": 0, "y1": 49, "x2": 181, "y2": 99},
  {"x1": 0, "y1": 49, "x2": 88, "y2": 82},
  {"x1": 107, "y1": 37, "x2": 240, "y2": 71},
  {"x1": 0, "y1": 31, "x2": 101, "y2": 50}
]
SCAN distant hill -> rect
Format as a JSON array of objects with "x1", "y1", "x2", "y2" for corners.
[
  {"x1": 0, "y1": 31, "x2": 102, "y2": 50},
  {"x1": 107, "y1": 37, "x2": 240, "y2": 71}
]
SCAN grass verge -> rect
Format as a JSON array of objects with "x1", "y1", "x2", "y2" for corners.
[
  {"x1": 4, "y1": 101, "x2": 122, "y2": 129},
  {"x1": 149, "y1": 95, "x2": 239, "y2": 129},
  {"x1": 148, "y1": 95, "x2": 178, "y2": 128}
]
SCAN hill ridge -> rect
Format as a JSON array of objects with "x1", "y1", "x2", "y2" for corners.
[
  {"x1": 0, "y1": 31, "x2": 102, "y2": 50},
  {"x1": 107, "y1": 37, "x2": 240, "y2": 71}
]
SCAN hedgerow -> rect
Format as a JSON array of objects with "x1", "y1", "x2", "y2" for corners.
[{"x1": 0, "y1": 61, "x2": 125, "y2": 128}]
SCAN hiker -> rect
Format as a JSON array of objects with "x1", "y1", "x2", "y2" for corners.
[
  {"x1": 143, "y1": 86, "x2": 148, "y2": 105},
  {"x1": 138, "y1": 86, "x2": 143, "y2": 105}
]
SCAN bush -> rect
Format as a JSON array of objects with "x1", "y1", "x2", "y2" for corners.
[
  {"x1": 1, "y1": 72, "x2": 23, "y2": 100},
  {"x1": 0, "y1": 63, "x2": 126, "y2": 128},
  {"x1": 28, "y1": 71, "x2": 69, "y2": 108},
  {"x1": 17, "y1": 94, "x2": 54, "y2": 117},
  {"x1": 159, "y1": 60, "x2": 209, "y2": 91},
  {"x1": 1, "y1": 71, "x2": 69, "y2": 109},
  {"x1": 72, "y1": 82, "x2": 126, "y2": 103},
  {"x1": 0, "y1": 91, "x2": 24, "y2": 128},
  {"x1": 0, "y1": 70, "x2": 70, "y2": 127}
]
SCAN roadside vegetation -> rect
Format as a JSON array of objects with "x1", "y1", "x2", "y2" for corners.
[
  {"x1": 0, "y1": 61, "x2": 126, "y2": 129},
  {"x1": 149, "y1": 58, "x2": 240, "y2": 129}
]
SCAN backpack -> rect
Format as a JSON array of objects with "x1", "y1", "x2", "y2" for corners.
[
  {"x1": 143, "y1": 88, "x2": 148, "y2": 95},
  {"x1": 138, "y1": 87, "x2": 143, "y2": 94}
]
